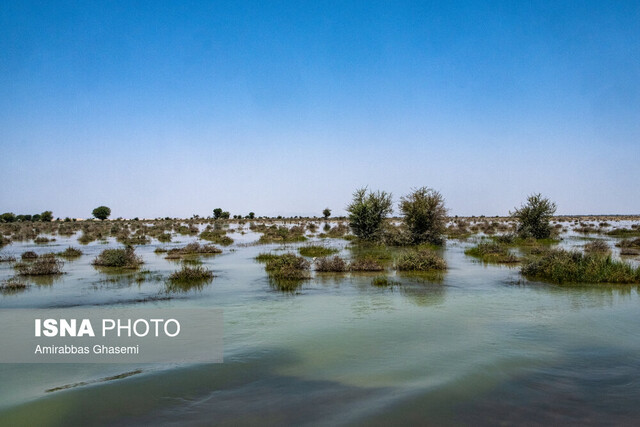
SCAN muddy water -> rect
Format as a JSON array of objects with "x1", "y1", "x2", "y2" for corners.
[{"x1": 0, "y1": 224, "x2": 639, "y2": 426}]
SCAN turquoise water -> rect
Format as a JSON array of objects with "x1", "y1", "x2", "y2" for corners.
[{"x1": 0, "y1": 226, "x2": 639, "y2": 425}]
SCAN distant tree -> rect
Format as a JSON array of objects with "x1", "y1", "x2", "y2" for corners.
[
  {"x1": 511, "y1": 193, "x2": 557, "y2": 239},
  {"x1": 213, "y1": 208, "x2": 223, "y2": 219},
  {"x1": 220, "y1": 211, "x2": 230, "y2": 219},
  {"x1": 248, "y1": 212, "x2": 255, "y2": 219},
  {"x1": 40, "y1": 211, "x2": 53, "y2": 222},
  {"x1": 32, "y1": 214, "x2": 41, "y2": 222},
  {"x1": 322, "y1": 208, "x2": 331, "y2": 219},
  {"x1": 400, "y1": 187, "x2": 447, "y2": 245},
  {"x1": 92, "y1": 206, "x2": 112, "y2": 221},
  {"x1": 346, "y1": 187, "x2": 393, "y2": 241},
  {"x1": 0, "y1": 212, "x2": 16, "y2": 223}
]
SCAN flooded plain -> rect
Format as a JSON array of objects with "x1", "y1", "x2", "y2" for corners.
[{"x1": 1, "y1": 219, "x2": 639, "y2": 426}]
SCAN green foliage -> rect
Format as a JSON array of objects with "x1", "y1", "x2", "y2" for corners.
[
  {"x1": 248, "y1": 212, "x2": 255, "y2": 219},
  {"x1": 400, "y1": 187, "x2": 447, "y2": 245},
  {"x1": 346, "y1": 187, "x2": 393, "y2": 241},
  {"x1": 349, "y1": 256, "x2": 385, "y2": 272},
  {"x1": 396, "y1": 249, "x2": 447, "y2": 271},
  {"x1": 465, "y1": 242, "x2": 519, "y2": 264},
  {"x1": 322, "y1": 208, "x2": 331, "y2": 219},
  {"x1": 40, "y1": 211, "x2": 53, "y2": 222},
  {"x1": 314, "y1": 256, "x2": 348, "y2": 272},
  {"x1": 199, "y1": 231, "x2": 234, "y2": 246},
  {"x1": 14, "y1": 254, "x2": 64, "y2": 276},
  {"x1": 264, "y1": 253, "x2": 310, "y2": 280},
  {"x1": 57, "y1": 247, "x2": 83, "y2": 259},
  {"x1": 298, "y1": 245, "x2": 339, "y2": 257},
  {"x1": 258, "y1": 225, "x2": 307, "y2": 243},
  {"x1": 213, "y1": 208, "x2": 223, "y2": 219},
  {"x1": 371, "y1": 276, "x2": 399, "y2": 287},
  {"x1": 92, "y1": 206, "x2": 112, "y2": 221},
  {"x1": 521, "y1": 249, "x2": 640, "y2": 284},
  {"x1": 168, "y1": 266, "x2": 214, "y2": 283},
  {"x1": 511, "y1": 193, "x2": 557, "y2": 239},
  {"x1": 92, "y1": 246, "x2": 143, "y2": 269},
  {"x1": 0, "y1": 212, "x2": 16, "y2": 223}
]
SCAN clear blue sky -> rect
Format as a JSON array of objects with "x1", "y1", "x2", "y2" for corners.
[{"x1": 1, "y1": 1, "x2": 639, "y2": 218}]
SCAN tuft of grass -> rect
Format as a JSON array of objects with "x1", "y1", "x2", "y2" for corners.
[
  {"x1": 255, "y1": 252, "x2": 280, "y2": 263},
  {"x1": 298, "y1": 245, "x2": 339, "y2": 257},
  {"x1": 258, "y1": 225, "x2": 307, "y2": 244},
  {"x1": 349, "y1": 256, "x2": 385, "y2": 272},
  {"x1": 396, "y1": 250, "x2": 447, "y2": 271},
  {"x1": 34, "y1": 236, "x2": 53, "y2": 244},
  {"x1": 21, "y1": 251, "x2": 38, "y2": 260},
  {"x1": 264, "y1": 253, "x2": 310, "y2": 280},
  {"x1": 14, "y1": 254, "x2": 64, "y2": 276},
  {"x1": 157, "y1": 233, "x2": 172, "y2": 243},
  {"x1": 92, "y1": 246, "x2": 143, "y2": 269},
  {"x1": 315, "y1": 256, "x2": 348, "y2": 272},
  {"x1": 57, "y1": 247, "x2": 83, "y2": 259},
  {"x1": 616, "y1": 238, "x2": 640, "y2": 249},
  {"x1": 583, "y1": 240, "x2": 611, "y2": 255},
  {"x1": 199, "y1": 231, "x2": 234, "y2": 246},
  {"x1": 521, "y1": 249, "x2": 640, "y2": 284},
  {"x1": 465, "y1": 242, "x2": 520, "y2": 264},
  {"x1": 0, "y1": 277, "x2": 29, "y2": 294},
  {"x1": 371, "y1": 276, "x2": 399, "y2": 287},
  {"x1": 607, "y1": 228, "x2": 640, "y2": 238},
  {"x1": 168, "y1": 266, "x2": 214, "y2": 283},
  {"x1": 165, "y1": 243, "x2": 222, "y2": 259}
]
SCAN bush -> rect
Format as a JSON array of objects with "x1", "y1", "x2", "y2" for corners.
[
  {"x1": 349, "y1": 257, "x2": 385, "y2": 272},
  {"x1": 521, "y1": 249, "x2": 640, "y2": 284},
  {"x1": 511, "y1": 194, "x2": 557, "y2": 239},
  {"x1": 264, "y1": 253, "x2": 310, "y2": 280},
  {"x1": 346, "y1": 188, "x2": 393, "y2": 241},
  {"x1": 165, "y1": 243, "x2": 222, "y2": 259},
  {"x1": 14, "y1": 254, "x2": 64, "y2": 276},
  {"x1": 584, "y1": 240, "x2": 610, "y2": 255},
  {"x1": 315, "y1": 256, "x2": 348, "y2": 272},
  {"x1": 34, "y1": 236, "x2": 53, "y2": 244},
  {"x1": 465, "y1": 242, "x2": 519, "y2": 264},
  {"x1": 0, "y1": 277, "x2": 29, "y2": 294},
  {"x1": 93, "y1": 246, "x2": 143, "y2": 269},
  {"x1": 258, "y1": 225, "x2": 306, "y2": 243},
  {"x1": 168, "y1": 266, "x2": 214, "y2": 282},
  {"x1": 21, "y1": 251, "x2": 38, "y2": 260},
  {"x1": 92, "y1": 206, "x2": 111, "y2": 221},
  {"x1": 57, "y1": 247, "x2": 83, "y2": 259},
  {"x1": 400, "y1": 187, "x2": 447, "y2": 245},
  {"x1": 396, "y1": 250, "x2": 447, "y2": 271},
  {"x1": 298, "y1": 245, "x2": 339, "y2": 257},
  {"x1": 323, "y1": 208, "x2": 331, "y2": 219},
  {"x1": 199, "y1": 231, "x2": 234, "y2": 246}
]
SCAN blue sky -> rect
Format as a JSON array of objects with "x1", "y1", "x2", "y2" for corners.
[{"x1": 1, "y1": 1, "x2": 639, "y2": 218}]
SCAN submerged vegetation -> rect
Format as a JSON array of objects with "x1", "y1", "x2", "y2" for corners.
[
  {"x1": 465, "y1": 242, "x2": 519, "y2": 264},
  {"x1": 92, "y1": 246, "x2": 143, "y2": 269},
  {"x1": 315, "y1": 256, "x2": 349, "y2": 272},
  {"x1": 298, "y1": 245, "x2": 339, "y2": 257},
  {"x1": 264, "y1": 253, "x2": 310, "y2": 281},
  {"x1": 168, "y1": 266, "x2": 214, "y2": 290},
  {"x1": 14, "y1": 254, "x2": 64, "y2": 276},
  {"x1": 57, "y1": 247, "x2": 83, "y2": 259},
  {"x1": 521, "y1": 249, "x2": 640, "y2": 284},
  {"x1": 396, "y1": 249, "x2": 447, "y2": 271}
]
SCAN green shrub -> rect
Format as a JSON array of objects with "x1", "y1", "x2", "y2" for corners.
[
  {"x1": 399, "y1": 187, "x2": 447, "y2": 245},
  {"x1": 465, "y1": 242, "x2": 519, "y2": 264},
  {"x1": 93, "y1": 246, "x2": 143, "y2": 269},
  {"x1": 349, "y1": 256, "x2": 385, "y2": 272},
  {"x1": 607, "y1": 228, "x2": 640, "y2": 237},
  {"x1": 264, "y1": 253, "x2": 310, "y2": 280},
  {"x1": 57, "y1": 247, "x2": 83, "y2": 259},
  {"x1": 14, "y1": 254, "x2": 64, "y2": 276},
  {"x1": 583, "y1": 240, "x2": 610, "y2": 255},
  {"x1": 521, "y1": 249, "x2": 640, "y2": 284},
  {"x1": 169, "y1": 266, "x2": 214, "y2": 282},
  {"x1": 315, "y1": 256, "x2": 348, "y2": 272},
  {"x1": 346, "y1": 187, "x2": 393, "y2": 241},
  {"x1": 165, "y1": 243, "x2": 222, "y2": 259},
  {"x1": 21, "y1": 251, "x2": 38, "y2": 260},
  {"x1": 34, "y1": 236, "x2": 53, "y2": 244},
  {"x1": 511, "y1": 193, "x2": 557, "y2": 239},
  {"x1": 298, "y1": 245, "x2": 339, "y2": 257},
  {"x1": 199, "y1": 231, "x2": 234, "y2": 246},
  {"x1": 255, "y1": 252, "x2": 281, "y2": 263},
  {"x1": 396, "y1": 250, "x2": 447, "y2": 271},
  {"x1": 258, "y1": 225, "x2": 306, "y2": 243}
]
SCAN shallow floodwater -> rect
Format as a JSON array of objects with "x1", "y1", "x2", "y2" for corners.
[{"x1": 1, "y1": 223, "x2": 639, "y2": 426}]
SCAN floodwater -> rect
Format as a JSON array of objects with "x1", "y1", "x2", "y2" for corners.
[{"x1": 1, "y1": 222, "x2": 639, "y2": 426}]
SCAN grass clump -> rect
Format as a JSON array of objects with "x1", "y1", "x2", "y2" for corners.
[
  {"x1": 57, "y1": 247, "x2": 83, "y2": 259},
  {"x1": 371, "y1": 276, "x2": 399, "y2": 287},
  {"x1": 165, "y1": 243, "x2": 222, "y2": 259},
  {"x1": 258, "y1": 226, "x2": 307, "y2": 244},
  {"x1": 21, "y1": 251, "x2": 38, "y2": 260},
  {"x1": 349, "y1": 256, "x2": 385, "y2": 272},
  {"x1": 0, "y1": 254, "x2": 16, "y2": 262},
  {"x1": 396, "y1": 250, "x2": 447, "y2": 271},
  {"x1": 583, "y1": 240, "x2": 611, "y2": 255},
  {"x1": 34, "y1": 236, "x2": 53, "y2": 244},
  {"x1": 465, "y1": 242, "x2": 519, "y2": 264},
  {"x1": 199, "y1": 231, "x2": 234, "y2": 246},
  {"x1": 255, "y1": 252, "x2": 281, "y2": 263},
  {"x1": 607, "y1": 228, "x2": 640, "y2": 238},
  {"x1": 14, "y1": 254, "x2": 64, "y2": 276},
  {"x1": 92, "y1": 246, "x2": 143, "y2": 269},
  {"x1": 315, "y1": 256, "x2": 348, "y2": 272},
  {"x1": 0, "y1": 277, "x2": 29, "y2": 294},
  {"x1": 264, "y1": 253, "x2": 310, "y2": 280},
  {"x1": 521, "y1": 249, "x2": 640, "y2": 284},
  {"x1": 169, "y1": 266, "x2": 214, "y2": 282},
  {"x1": 616, "y1": 238, "x2": 640, "y2": 248},
  {"x1": 298, "y1": 245, "x2": 339, "y2": 257}
]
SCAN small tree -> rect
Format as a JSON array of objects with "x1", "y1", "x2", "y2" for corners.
[
  {"x1": 346, "y1": 188, "x2": 393, "y2": 241},
  {"x1": 92, "y1": 206, "x2": 111, "y2": 221},
  {"x1": 247, "y1": 212, "x2": 255, "y2": 219},
  {"x1": 322, "y1": 208, "x2": 331, "y2": 219},
  {"x1": 511, "y1": 193, "x2": 557, "y2": 239},
  {"x1": 40, "y1": 211, "x2": 53, "y2": 222},
  {"x1": 220, "y1": 211, "x2": 230, "y2": 219},
  {"x1": 213, "y1": 208, "x2": 223, "y2": 219},
  {"x1": 400, "y1": 187, "x2": 447, "y2": 245}
]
